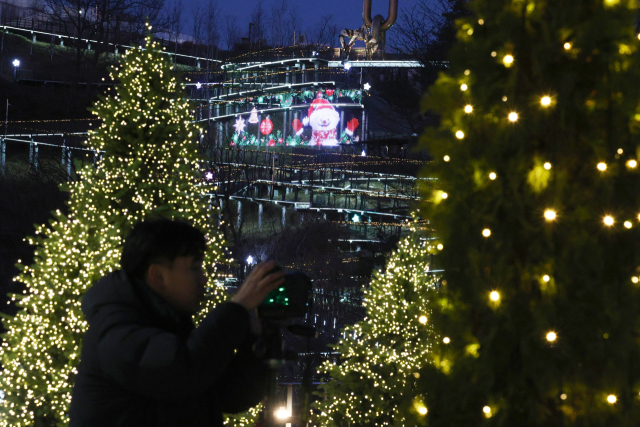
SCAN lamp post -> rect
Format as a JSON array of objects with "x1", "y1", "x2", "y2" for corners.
[{"x1": 12, "y1": 59, "x2": 19, "y2": 82}]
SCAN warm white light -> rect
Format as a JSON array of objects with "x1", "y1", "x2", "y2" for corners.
[
  {"x1": 444, "y1": 155, "x2": 450, "y2": 162},
  {"x1": 508, "y1": 112, "x2": 518, "y2": 122},
  {"x1": 478, "y1": 19, "x2": 484, "y2": 25},
  {"x1": 455, "y1": 130, "x2": 465, "y2": 139},
  {"x1": 544, "y1": 162, "x2": 552, "y2": 170},
  {"x1": 464, "y1": 105, "x2": 473, "y2": 113},
  {"x1": 627, "y1": 159, "x2": 637, "y2": 168},
  {"x1": 441, "y1": 192, "x2": 448, "y2": 199},
  {"x1": 624, "y1": 221, "x2": 632, "y2": 229},
  {"x1": 419, "y1": 315, "x2": 428, "y2": 324},
  {"x1": 275, "y1": 407, "x2": 290, "y2": 420},
  {"x1": 482, "y1": 228, "x2": 491, "y2": 237},
  {"x1": 544, "y1": 210, "x2": 556, "y2": 221},
  {"x1": 443, "y1": 337, "x2": 450, "y2": 344},
  {"x1": 437, "y1": 244, "x2": 443, "y2": 250},
  {"x1": 597, "y1": 162, "x2": 607, "y2": 171},
  {"x1": 483, "y1": 406, "x2": 491, "y2": 414},
  {"x1": 460, "y1": 84, "x2": 468, "y2": 91},
  {"x1": 503, "y1": 54, "x2": 514, "y2": 66},
  {"x1": 489, "y1": 172, "x2": 497, "y2": 180},
  {"x1": 604, "y1": 216, "x2": 614, "y2": 226},
  {"x1": 607, "y1": 395, "x2": 617, "y2": 404},
  {"x1": 632, "y1": 276, "x2": 639, "y2": 284},
  {"x1": 563, "y1": 42, "x2": 571, "y2": 50},
  {"x1": 490, "y1": 291, "x2": 500, "y2": 301},
  {"x1": 546, "y1": 331, "x2": 557, "y2": 342},
  {"x1": 543, "y1": 275, "x2": 550, "y2": 282},
  {"x1": 560, "y1": 393, "x2": 567, "y2": 400},
  {"x1": 418, "y1": 406, "x2": 428, "y2": 415},
  {"x1": 541, "y1": 96, "x2": 552, "y2": 106}
]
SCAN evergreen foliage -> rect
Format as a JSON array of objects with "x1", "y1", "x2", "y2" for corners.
[
  {"x1": 313, "y1": 230, "x2": 437, "y2": 426},
  {"x1": 0, "y1": 27, "x2": 228, "y2": 426},
  {"x1": 417, "y1": 0, "x2": 640, "y2": 426}
]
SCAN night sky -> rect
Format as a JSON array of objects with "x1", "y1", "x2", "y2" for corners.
[{"x1": 214, "y1": 0, "x2": 421, "y2": 44}]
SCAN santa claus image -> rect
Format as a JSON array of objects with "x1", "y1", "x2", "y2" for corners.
[{"x1": 304, "y1": 94, "x2": 340, "y2": 146}]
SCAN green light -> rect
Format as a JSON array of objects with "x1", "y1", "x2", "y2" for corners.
[{"x1": 279, "y1": 287, "x2": 285, "y2": 291}]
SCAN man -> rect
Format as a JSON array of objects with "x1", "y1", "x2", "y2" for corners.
[{"x1": 69, "y1": 218, "x2": 285, "y2": 426}]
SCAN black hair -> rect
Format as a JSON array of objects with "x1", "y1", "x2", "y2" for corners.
[{"x1": 121, "y1": 218, "x2": 207, "y2": 283}]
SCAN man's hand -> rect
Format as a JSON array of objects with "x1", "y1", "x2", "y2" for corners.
[{"x1": 231, "y1": 261, "x2": 286, "y2": 311}]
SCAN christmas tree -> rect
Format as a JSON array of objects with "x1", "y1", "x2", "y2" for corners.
[
  {"x1": 414, "y1": 0, "x2": 640, "y2": 426},
  {"x1": 0, "y1": 27, "x2": 228, "y2": 426},
  {"x1": 313, "y1": 229, "x2": 438, "y2": 426}
]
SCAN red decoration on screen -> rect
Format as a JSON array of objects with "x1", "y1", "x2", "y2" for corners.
[{"x1": 260, "y1": 117, "x2": 273, "y2": 135}]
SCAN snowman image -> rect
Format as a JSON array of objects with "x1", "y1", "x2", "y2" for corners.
[{"x1": 304, "y1": 93, "x2": 340, "y2": 146}]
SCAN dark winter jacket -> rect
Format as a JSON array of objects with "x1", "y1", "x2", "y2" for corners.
[{"x1": 69, "y1": 270, "x2": 269, "y2": 427}]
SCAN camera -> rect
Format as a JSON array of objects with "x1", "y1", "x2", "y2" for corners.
[{"x1": 257, "y1": 269, "x2": 313, "y2": 320}]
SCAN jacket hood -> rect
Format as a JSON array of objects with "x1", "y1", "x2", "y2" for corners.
[
  {"x1": 82, "y1": 270, "x2": 139, "y2": 324},
  {"x1": 82, "y1": 270, "x2": 193, "y2": 335}
]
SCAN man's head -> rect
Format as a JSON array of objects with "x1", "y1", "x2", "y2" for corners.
[{"x1": 121, "y1": 219, "x2": 208, "y2": 315}]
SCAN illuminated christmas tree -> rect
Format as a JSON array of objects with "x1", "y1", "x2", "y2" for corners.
[
  {"x1": 313, "y1": 230, "x2": 437, "y2": 426},
  {"x1": 0, "y1": 27, "x2": 229, "y2": 426},
  {"x1": 414, "y1": 1, "x2": 640, "y2": 426}
]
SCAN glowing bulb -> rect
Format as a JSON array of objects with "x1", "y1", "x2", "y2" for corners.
[
  {"x1": 597, "y1": 162, "x2": 607, "y2": 171},
  {"x1": 603, "y1": 216, "x2": 614, "y2": 226},
  {"x1": 478, "y1": 19, "x2": 484, "y2": 25},
  {"x1": 437, "y1": 244, "x2": 444, "y2": 250},
  {"x1": 418, "y1": 406, "x2": 428, "y2": 415},
  {"x1": 275, "y1": 407, "x2": 290, "y2": 419},
  {"x1": 543, "y1": 275, "x2": 550, "y2": 282},
  {"x1": 632, "y1": 276, "x2": 639, "y2": 284},
  {"x1": 503, "y1": 54, "x2": 514, "y2": 66},
  {"x1": 456, "y1": 130, "x2": 465, "y2": 139},
  {"x1": 627, "y1": 159, "x2": 637, "y2": 168},
  {"x1": 544, "y1": 210, "x2": 556, "y2": 221},
  {"x1": 444, "y1": 155, "x2": 450, "y2": 162},
  {"x1": 460, "y1": 84, "x2": 468, "y2": 91},
  {"x1": 419, "y1": 315, "x2": 428, "y2": 324},
  {"x1": 563, "y1": 42, "x2": 571, "y2": 50},
  {"x1": 464, "y1": 104, "x2": 473, "y2": 113},
  {"x1": 546, "y1": 331, "x2": 557, "y2": 342},
  {"x1": 483, "y1": 406, "x2": 491, "y2": 414},
  {"x1": 508, "y1": 112, "x2": 519, "y2": 122},
  {"x1": 482, "y1": 228, "x2": 491, "y2": 237},
  {"x1": 489, "y1": 172, "x2": 497, "y2": 180},
  {"x1": 544, "y1": 162, "x2": 552, "y2": 170},
  {"x1": 443, "y1": 337, "x2": 450, "y2": 344},
  {"x1": 560, "y1": 393, "x2": 567, "y2": 400},
  {"x1": 624, "y1": 221, "x2": 632, "y2": 229},
  {"x1": 607, "y1": 395, "x2": 617, "y2": 404},
  {"x1": 490, "y1": 291, "x2": 500, "y2": 301},
  {"x1": 541, "y1": 96, "x2": 552, "y2": 106},
  {"x1": 441, "y1": 192, "x2": 448, "y2": 199},
  {"x1": 491, "y1": 51, "x2": 497, "y2": 57}
]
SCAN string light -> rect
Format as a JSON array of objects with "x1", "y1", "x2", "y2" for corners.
[
  {"x1": 464, "y1": 105, "x2": 473, "y2": 113},
  {"x1": 482, "y1": 228, "x2": 491, "y2": 237},
  {"x1": 443, "y1": 337, "x2": 450, "y2": 344},
  {"x1": 544, "y1": 210, "x2": 557, "y2": 221},
  {"x1": 444, "y1": 155, "x2": 450, "y2": 162},
  {"x1": 503, "y1": 55, "x2": 514, "y2": 67},
  {"x1": 627, "y1": 159, "x2": 637, "y2": 168},
  {"x1": 597, "y1": 162, "x2": 607, "y2": 171},
  {"x1": 607, "y1": 395, "x2": 617, "y2": 404},
  {"x1": 541, "y1": 96, "x2": 552, "y2": 106},
  {"x1": 461, "y1": 84, "x2": 468, "y2": 91},
  {"x1": 544, "y1": 162, "x2": 552, "y2": 170},
  {"x1": 456, "y1": 131, "x2": 465, "y2": 139},
  {"x1": 508, "y1": 112, "x2": 518, "y2": 122},
  {"x1": 543, "y1": 275, "x2": 550, "y2": 282},
  {"x1": 546, "y1": 332, "x2": 557, "y2": 342},
  {"x1": 419, "y1": 316, "x2": 428, "y2": 324},
  {"x1": 631, "y1": 276, "x2": 639, "y2": 284},
  {"x1": 603, "y1": 216, "x2": 614, "y2": 226},
  {"x1": 489, "y1": 172, "x2": 497, "y2": 180},
  {"x1": 490, "y1": 291, "x2": 500, "y2": 301},
  {"x1": 563, "y1": 42, "x2": 572, "y2": 50},
  {"x1": 624, "y1": 221, "x2": 632, "y2": 229}
]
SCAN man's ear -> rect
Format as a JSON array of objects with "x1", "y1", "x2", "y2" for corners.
[{"x1": 146, "y1": 264, "x2": 166, "y2": 292}]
